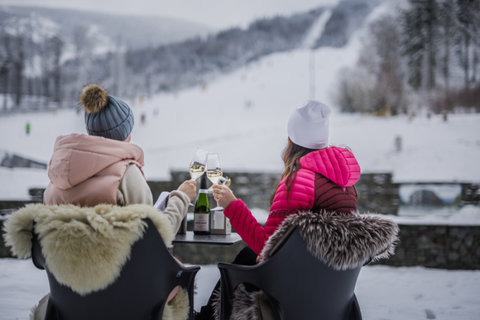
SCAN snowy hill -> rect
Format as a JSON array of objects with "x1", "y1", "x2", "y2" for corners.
[
  {"x1": 0, "y1": 0, "x2": 479, "y2": 199},
  {"x1": 0, "y1": 0, "x2": 382, "y2": 109}
]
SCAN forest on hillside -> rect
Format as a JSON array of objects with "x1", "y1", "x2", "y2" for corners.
[
  {"x1": 336, "y1": 0, "x2": 480, "y2": 115},
  {"x1": 1, "y1": 0, "x2": 477, "y2": 115},
  {"x1": 0, "y1": 7, "x2": 325, "y2": 112}
]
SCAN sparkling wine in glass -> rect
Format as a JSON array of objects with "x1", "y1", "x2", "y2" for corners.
[
  {"x1": 189, "y1": 149, "x2": 207, "y2": 181},
  {"x1": 206, "y1": 153, "x2": 224, "y2": 211},
  {"x1": 188, "y1": 149, "x2": 207, "y2": 207},
  {"x1": 219, "y1": 176, "x2": 231, "y2": 187}
]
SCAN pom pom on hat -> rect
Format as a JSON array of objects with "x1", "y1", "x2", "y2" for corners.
[
  {"x1": 80, "y1": 84, "x2": 134, "y2": 141},
  {"x1": 80, "y1": 84, "x2": 109, "y2": 114},
  {"x1": 287, "y1": 101, "x2": 331, "y2": 149}
]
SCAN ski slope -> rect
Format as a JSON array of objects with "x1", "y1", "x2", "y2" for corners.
[{"x1": 0, "y1": 0, "x2": 479, "y2": 199}]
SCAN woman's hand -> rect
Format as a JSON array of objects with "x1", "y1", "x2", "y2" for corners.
[
  {"x1": 177, "y1": 180, "x2": 197, "y2": 202},
  {"x1": 212, "y1": 184, "x2": 237, "y2": 209}
]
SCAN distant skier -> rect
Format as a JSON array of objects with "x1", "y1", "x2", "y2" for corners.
[{"x1": 25, "y1": 122, "x2": 31, "y2": 135}]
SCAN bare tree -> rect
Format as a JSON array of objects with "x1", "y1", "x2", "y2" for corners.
[
  {"x1": 455, "y1": 0, "x2": 480, "y2": 88},
  {"x1": 11, "y1": 35, "x2": 25, "y2": 107},
  {"x1": 369, "y1": 16, "x2": 407, "y2": 114},
  {"x1": 111, "y1": 35, "x2": 127, "y2": 96},
  {"x1": 50, "y1": 36, "x2": 63, "y2": 103},
  {"x1": 336, "y1": 15, "x2": 406, "y2": 114},
  {"x1": 439, "y1": 1, "x2": 454, "y2": 91},
  {"x1": 73, "y1": 25, "x2": 92, "y2": 89},
  {"x1": 0, "y1": 24, "x2": 10, "y2": 111}
]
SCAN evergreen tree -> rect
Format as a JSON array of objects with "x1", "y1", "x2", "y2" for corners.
[
  {"x1": 455, "y1": 0, "x2": 480, "y2": 88},
  {"x1": 12, "y1": 35, "x2": 25, "y2": 107},
  {"x1": 402, "y1": 1, "x2": 425, "y2": 90},
  {"x1": 425, "y1": 0, "x2": 438, "y2": 89},
  {"x1": 402, "y1": 0, "x2": 439, "y2": 91},
  {"x1": 438, "y1": 0, "x2": 455, "y2": 90}
]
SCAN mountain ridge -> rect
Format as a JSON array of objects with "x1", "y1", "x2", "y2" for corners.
[{"x1": 0, "y1": 5, "x2": 212, "y2": 49}]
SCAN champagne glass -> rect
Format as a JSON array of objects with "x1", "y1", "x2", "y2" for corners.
[
  {"x1": 219, "y1": 176, "x2": 231, "y2": 187},
  {"x1": 188, "y1": 149, "x2": 207, "y2": 206},
  {"x1": 206, "y1": 153, "x2": 224, "y2": 211},
  {"x1": 189, "y1": 149, "x2": 207, "y2": 180}
]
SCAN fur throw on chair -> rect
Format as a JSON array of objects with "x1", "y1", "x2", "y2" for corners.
[
  {"x1": 260, "y1": 210, "x2": 399, "y2": 268},
  {"x1": 214, "y1": 211, "x2": 399, "y2": 320},
  {"x1": 3, "y1": 204, "x2": 188, "y2": 320}
]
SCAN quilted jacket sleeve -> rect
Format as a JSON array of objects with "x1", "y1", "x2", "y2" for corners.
[{"x1": 224, "y1": 199, "x2": 270, "y2": 255}]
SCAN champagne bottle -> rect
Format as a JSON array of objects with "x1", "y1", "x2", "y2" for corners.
[{"x1": 194, "y1": 173, "x2": 210, "y2": 235}]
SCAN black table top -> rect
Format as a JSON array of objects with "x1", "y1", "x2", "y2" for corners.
[{"x1": 173, "y1": 231, "x2": 243, "y2": 245}]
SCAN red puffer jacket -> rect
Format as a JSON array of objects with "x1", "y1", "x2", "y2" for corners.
[{"x1": 224, "y1": 146, "x2": 361, "y2": 254}]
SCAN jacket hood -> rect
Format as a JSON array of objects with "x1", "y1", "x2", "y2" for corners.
[
  {"x1": 299, "y1": 146, "x2": 360, "y2": 187},
  {"x1": 47, "y1": 134, "x2": 144, "y2": 190}
]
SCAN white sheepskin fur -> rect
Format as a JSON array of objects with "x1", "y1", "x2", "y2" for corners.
[{"x1": 3, "y1": 204, "x2": 175, "y2": 294}]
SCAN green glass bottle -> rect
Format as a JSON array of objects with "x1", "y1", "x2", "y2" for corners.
[{"x1": 194, "y1": 173, "x2": 211, "y2": 235}]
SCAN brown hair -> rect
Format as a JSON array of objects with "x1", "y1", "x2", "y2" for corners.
[{"x1": 270, "y1": 138, "x2": 317, "y2": 204}]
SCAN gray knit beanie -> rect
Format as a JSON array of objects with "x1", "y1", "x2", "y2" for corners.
[{"x1": 80, "y1": 84, "x2": 134, "y2": 141}]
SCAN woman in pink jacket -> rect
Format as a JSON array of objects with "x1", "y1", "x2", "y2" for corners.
[
  {"x1": 43, "y1": 84, "x2": 196, "y2": 307},
  {"x1": 44, "y1": 84, "x2": 197, "y2": 232},
  {"x1": 213, "y1": 100, "x2": 360, "y2": 256},
  {"x1": 196, "y1": 101, "x2": 361, "y2": 319}
]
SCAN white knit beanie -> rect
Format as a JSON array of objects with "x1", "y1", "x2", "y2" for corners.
[{"x1": 287, "y1": 101, "x2": 331, "y2": 149}]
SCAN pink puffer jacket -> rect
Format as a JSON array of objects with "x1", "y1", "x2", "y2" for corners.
[
  {"x1": 44, "y1": 134, "x2": 144, "y2": 206},
  {"x1": 224, "y1": 146, "x2": 360, "y2": 254}
]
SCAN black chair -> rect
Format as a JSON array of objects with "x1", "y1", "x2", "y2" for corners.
[
  {"x1": 32, "y1": 219, "x2": 200, "y2": 320},
  {"x1": 218, "y1": 227, "x2": 362, "y2": 320}
]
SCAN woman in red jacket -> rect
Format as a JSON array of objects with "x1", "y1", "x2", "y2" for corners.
[
  {"x1": 196, "y1": 101, "x2": 361, "y2": 320},
  {"x1": 214, "y1": 100, "x2": 360, "y2": 255}
]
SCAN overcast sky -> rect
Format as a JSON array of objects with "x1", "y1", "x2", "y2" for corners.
[{"x1": 0, "y1": 0, "x2": 338, "y2": 29}]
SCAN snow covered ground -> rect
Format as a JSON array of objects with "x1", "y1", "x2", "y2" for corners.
[
  {"x1": 1, "y1": 258, "x2": 479, "y2": 320},
  {"x1": 1, "y1": 111, "x2": 479, "y2": 199}
]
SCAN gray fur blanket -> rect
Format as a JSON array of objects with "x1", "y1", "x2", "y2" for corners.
[
  {"x1": 215, "y1": 211, "x2": 399, "y2": 320},
  {"x1": 260, "y1": 210, "x2": 399, "y2": 269}
]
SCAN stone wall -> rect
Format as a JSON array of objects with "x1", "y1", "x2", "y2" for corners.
[
  {"x1": 2, "y1": 212, "x2": 479, "y2": 269},
  {"x1": 376, "y1": 224, "x2": 480, "y2": 270},
  {"x1": 162, "y1": 170, "x2": 399, "y2": 214},
  {"x1": 6, "y1": 171, "x2": 473, "y2": 216},
  {"x1": 174, "y1": 223, "x2": 480, "y2": 268},
  {"x1": 167, "y1": 170, "x2": 280, "y2": 210},
  {"x1": 1, "y1": 172, "x2": 479, "y2": 269},
  {"x1": 462, "y1": 183, "x2": 480, "y2": 206},
  {"x1": 356, "y1": 173, "x2": 400, "y2": 215}
]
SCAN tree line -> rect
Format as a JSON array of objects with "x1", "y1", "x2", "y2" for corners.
[
  {"x1": 0, "y1": 8, "x2": 323, "y2": 112},
  {"x1": 336, "y1": 0, "x2": 480, "y2": 115},
  {"x1": 0, "y1": 24, "x2": 63, "y2": 111}
]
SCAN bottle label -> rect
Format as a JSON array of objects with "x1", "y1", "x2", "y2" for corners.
[
  {"x1": 194, "y1": 214, "x2": 210, "y2": 232},
  {"x1": 213, "y1": 211, "x2": 225, "y2": 229}
]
